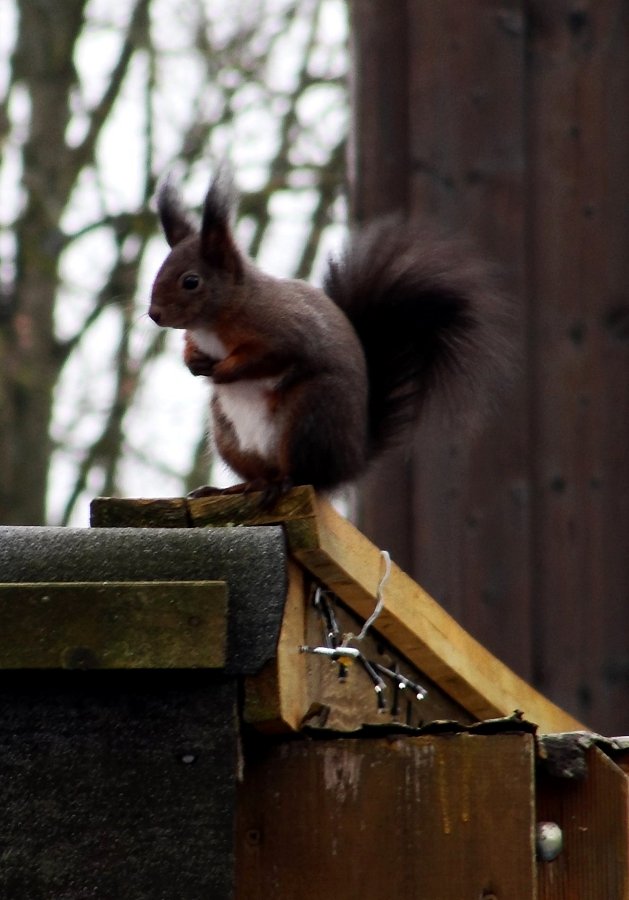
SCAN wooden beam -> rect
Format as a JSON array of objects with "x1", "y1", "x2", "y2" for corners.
[
  {"x1": 244, "y1": 562, "x2": 475, "y2": 734},
  {"x1": 91, "y1": 487, "x2": 586, "y2": 731},
  {"x1": 89, "y1": 497, "x2": 190, "y2": 528},
  {"x1": 191, "y1": 488, "x2": 585, "y2": 730},
  {"x1": 0, "y1": 581, "x2": 227, "y2": 669},
  {"x1": 89, "y1": 488, "x2": 318, "y2": 532},
  {"x1": 299, "y1": 497, "x2": 586, "y2": 732},
  {"x1": 236, "y1": 733, "x2": 537, "y2": 899},
  {"x1": 537, "y1": 747, "x2": 629, "y2": 899},
  {"x1": 243, "y1": 561, "x2": 310, "y2": 733}
]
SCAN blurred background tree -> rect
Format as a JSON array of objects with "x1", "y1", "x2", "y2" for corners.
[{"x1": 0, "y1": 0, "x2": 348, "y2": 525}]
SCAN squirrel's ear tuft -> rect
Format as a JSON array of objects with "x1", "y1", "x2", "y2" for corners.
[
  {"x1": 156, "y1": 178, "x2": 196, "y2": 247},
  {"x1": 200, "y1": 167, "x2": 243, "y2": 279}
]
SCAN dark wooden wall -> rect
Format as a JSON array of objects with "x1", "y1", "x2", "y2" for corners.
[{"x1": 350, "y1": 0, "x2": 629, "y2": 734}]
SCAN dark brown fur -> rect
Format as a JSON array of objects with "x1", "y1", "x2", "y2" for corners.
[{"x1": 149, "y1": 172, "x2": 509, "y2": 496}]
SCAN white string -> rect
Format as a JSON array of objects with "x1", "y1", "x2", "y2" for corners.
[{"x1": 342, "y1": 549, "x2": 392, "y2": 645}]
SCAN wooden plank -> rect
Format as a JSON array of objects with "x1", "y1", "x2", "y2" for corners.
[
  {"x1": 186, "y1": 485, "x2": 318, "y2": 535},
  {"x1": 299, "y1": 586, "x2": 474, "y2": 731},
  {"x1": 91, "y1": 487, "x2": 583, "y2": 730},
  {"x1": 354, "y1": 0, "x2": 535, "y2": 697},
  {"x1": 537, "y1": 747, "x2": 629, "y2": 899},
  {"x1": 243, "y1": 561, "x2": 310, "y2": 732},
  {"x1": 616, "y1": 753, "x2": 629, "y2": 779},
  {"x1": 348, "y1": 0, "x2": 411, "y2": 223},
  {"x1": 90, "y1": 497, "x2": 190, "y2": 528},
  {"x1": 236, "y1": 733, "x2": 536, "y2": 900},
  {"x1": 0, "y1": 581, "x2": 227, "y2": 669},
  {"x1": 296, "y1": 497, "x2": 585, "y2": 732},
  {"x1": 404, "y1": 0, "x2": 534, "y2": 682},
  {"x1": 245, "y1": 568, "x2": 473, "y2": 734},
  {"x1": 90, "y1": 486, "x2": 320, "y2": 544},
  {"x1": 348, "y1": 0, "x2": 417, "y2": 567},
  {"x1": 348, "y1": 0, "x2": 420, "y2": 568},
  {"x1": 525, "y1": 0, "x2": 629, "y2": 733}
]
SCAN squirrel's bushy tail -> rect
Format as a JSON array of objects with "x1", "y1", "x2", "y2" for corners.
[{"x1": 323, "y1": 218, "x2": 511, "y2": 458}]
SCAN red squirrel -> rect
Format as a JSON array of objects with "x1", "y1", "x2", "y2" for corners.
[{"x1": 149, "y1": 170, "x2": 508, "y2": 503}]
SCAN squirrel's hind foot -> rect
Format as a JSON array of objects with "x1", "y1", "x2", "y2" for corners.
[{"x1": 186, "y1": 476, "x2": 294, "y2": 510}]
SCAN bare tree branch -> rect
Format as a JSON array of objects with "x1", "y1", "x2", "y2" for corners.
[
  {"x1": 69, "y1": 0, "x2": 151, "y2": 177},
  {"x1": 294, "y1": 137, "x2": 346, "y2": 279},
  {"x1": 59, "y1": 298, "x2": 166, "y2": 524},
  {"x1": 2, "y1": 0, "x2": 349, "y2": 523},
  {"x1": 183, "y1": 411, "x2": 213, "y2": 494},
  {"x1": 247, "y1": 0, "x2": 323, "y2": 259}
]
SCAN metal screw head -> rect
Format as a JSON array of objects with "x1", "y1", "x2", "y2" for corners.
[{"x1": 536, "y1": 821, "x2": 563, "y2": 861}]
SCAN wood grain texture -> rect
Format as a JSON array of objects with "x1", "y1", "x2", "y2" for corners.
[
  {"x1": 537, "y1": 747, "x2": 629, "y2": 899},
  {"x1": 236, "y1": 733, "x2": 536, "y2": 900},
  {"x1": 90, "y1": 497, "x2": 190, "y2": 528},
  {"x1": 354, "y1": 1, "x2": 533, "y2": 684},
  {"x1": 299, "y1": 585, "x2": 474, "y2": 731},
  {"x1": 407, "y1": 0, "x2": 533, "y2": 683},
  {"x1": 351, "y1": 0, "x2": 629, "y2": 735},
  {"x1": 90, "y1": 488, "x2": 583, "y2": 730},
  {"x1": 300, "y1": 497, "x2": 585, "y2": 732},
  {"x1": 244, "y1": 561, "x2": 310, "y2": 732},
  {"x1": 525, "y1": 0, "x2": 629, "y2": 735}
]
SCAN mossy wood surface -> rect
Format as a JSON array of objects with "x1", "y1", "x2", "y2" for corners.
[
  {"x1": 0, "y1": 525, "x2": 287, "y2": 676},
  {"x1": 0, "y1": 581, "x2": 227, "y2": 669}
]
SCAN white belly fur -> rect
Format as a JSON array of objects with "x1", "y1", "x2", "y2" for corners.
[
  {"x1": 188, "y1": 328, "x2": 280, "y2": 460},
  {"x1": 214, "y1": 379, "x2": 280, "y2": 460},
  {"x1": 189, "y1": 328, "x2": 228, "y2": 360}
]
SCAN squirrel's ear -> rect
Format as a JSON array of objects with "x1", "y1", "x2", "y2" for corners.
[
  {"x1": 156, "y1": 179, "x2": 196, "y2": 248},
  {"x1": 200, "y1": 169, "x2": 243, "y2": 279}
]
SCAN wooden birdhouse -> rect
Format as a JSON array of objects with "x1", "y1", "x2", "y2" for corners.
[{"x1": 0, "y1": 486, "x2": 626, "y2": 898}]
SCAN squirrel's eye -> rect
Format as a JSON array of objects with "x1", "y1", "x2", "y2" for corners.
[{"x1": 181, "y1": 272, "x2": 201, "y2": 290}]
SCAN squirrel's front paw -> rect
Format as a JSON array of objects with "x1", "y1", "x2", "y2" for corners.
[
  {"x1": 183, "y1": 333, "x2": 218, "y2": 376},
  {"x1": 186, "y1": 356, "x2": 217, "y2": 376}
]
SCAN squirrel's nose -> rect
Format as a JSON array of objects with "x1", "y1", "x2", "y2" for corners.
[{"x1": 148, "y1": 305, "x2": 162, "y2": 325}]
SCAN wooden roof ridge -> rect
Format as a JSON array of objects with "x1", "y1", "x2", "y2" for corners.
[{"x1": 91, "y1": 485, "x2": 585, "y2": 733}]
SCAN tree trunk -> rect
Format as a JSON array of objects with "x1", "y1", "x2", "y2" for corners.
[{"x1": 0, "y1": 0, "x2": 88, "y2": 523}]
